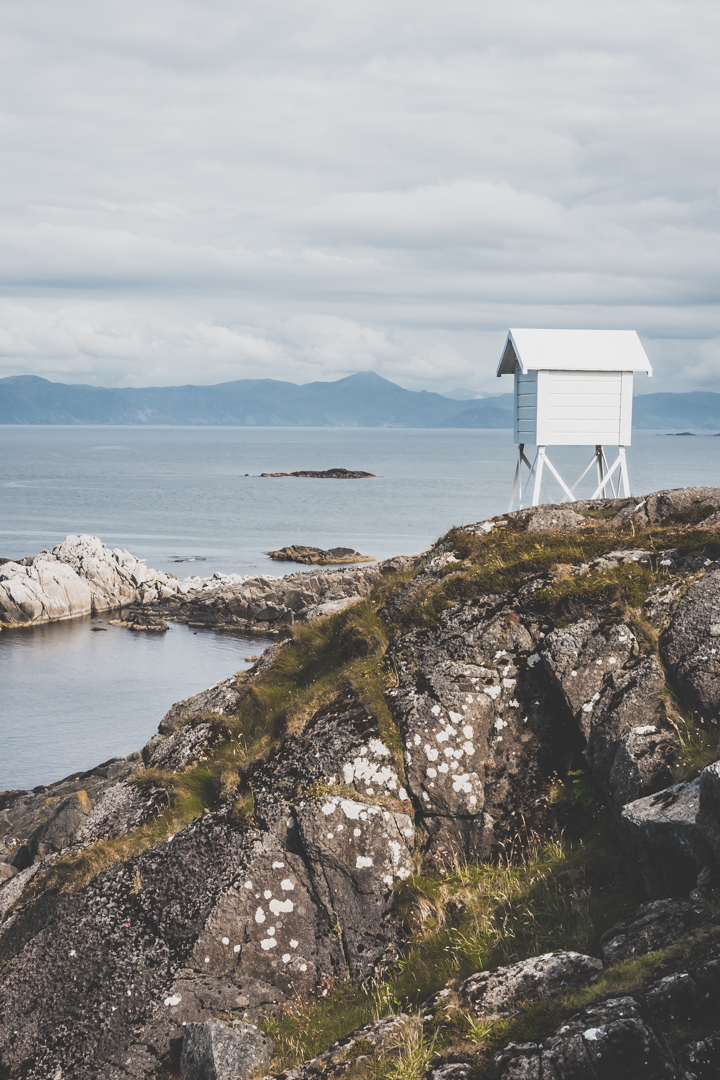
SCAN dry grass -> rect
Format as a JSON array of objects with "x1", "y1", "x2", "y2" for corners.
[{"x1": 263, "y1": 827, "x2": 640, "y2": 1072}]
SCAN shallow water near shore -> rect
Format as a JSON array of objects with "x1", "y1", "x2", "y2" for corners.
[
  {"x1": 2, "y1": 425, "x2": 719, "y2": 792},
  {"x1": 0, "y1": 617, "x2": 272, "y2": 791}
]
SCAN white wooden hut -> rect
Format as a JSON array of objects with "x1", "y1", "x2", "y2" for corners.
[{"x1": 496, "y1": 329, "x2": 652, "y2": 509}]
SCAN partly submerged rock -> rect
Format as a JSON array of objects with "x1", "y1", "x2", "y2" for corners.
[
  {"x1": 180, "y1": 1017, "x2": 273, "y2": 1080},
  {"x1": 266, "y1": 545, "x2": 375, "y2": 565}
]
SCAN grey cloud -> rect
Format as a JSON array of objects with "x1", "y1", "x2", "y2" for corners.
[{"x1": 0, "y1": 0, "x2": 719, "y2": 392}]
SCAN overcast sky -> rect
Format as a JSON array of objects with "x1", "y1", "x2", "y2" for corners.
[{"x1": 0, "y1": 0, "x2": 718, "y2": 394}]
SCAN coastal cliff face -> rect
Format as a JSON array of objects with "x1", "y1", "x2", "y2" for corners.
[{"x1": 4, "y1": 487, "x2": 720, "y2": 1079}]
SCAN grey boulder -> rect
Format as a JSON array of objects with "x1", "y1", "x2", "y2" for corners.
[
  {"x1": 459, "y1": 951, "x2": 602, "y2": 1018},
  {"x1": 599, "y1": 898, "x2": 711, "y2": 965},
  {"x1": 495, "y1": 996, "x2": 677, "y2": 1079},
  {"x1": 180, "y1": 1017, "x2": 273, "y2": 1080}
]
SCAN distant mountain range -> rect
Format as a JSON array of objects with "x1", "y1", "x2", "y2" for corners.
[{"x1": 1, "y1": 373, "x2": 719, "y2": 430}]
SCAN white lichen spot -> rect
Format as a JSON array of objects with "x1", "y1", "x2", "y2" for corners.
[
  {"x1": 495, "y1": 650, "x2": 507, "y2": 659},
  {"x1": 354, "y1": 827, "x2": 361, "y2": 836},
  {"x1": 164, "y1": 995, "x2": 182, "y2": 1007},
  {"x1": 399, "y1": 788, "x2": 409, "y2": 800},
  {"x1": 281, "y1": 879, "x2": 295, "y2": 891},
  {"x1": 436, "y1": 730, "x2": 449, "y2": 743},
  {"x1": 264, "y1": 890, "x2": 272, "y2": 900},
  {"x1": 290, "y1": 939, "x2": 298, "y2": 948},
  {"x1": 444, "y1": 747, "x2": 454, "y2": 758},
  {"x1": 583, "y1": 1028, "x2": 605, "y2": 1042},
  {"x1": 465, "y1": 695, "x2": 474, "y2": 704},
  {"x1": 322, "y1": 803, "x2": 335, "y2": 816},
  {"x1": 260, "y1": 938, "x2": 277, "y2": 950},
  {"x1": 431, "y1": 704, "x2": 441, "y2": 716},
  {"x1": 494, "y1": 718, "x2": 508, "y2": 730},
  {"x1": 234, "y1": 944, "x2": 241, "y2": 953},
  {"x1": 272, "y1": 861, "x2": 285, "y2": 869},
  {"x1": 356, "y1": 856, "x2": 374, "y2": 869},
  {"x1": 452, "y1": 773, "x2": 471, "y2": 793},
  {"x1": 268, "y1": 927, "x2": 275, "y2": 935},
  {"x1": 300, "y1": 963, "x2": 307, "y2": 972},
  {"x1": 571, "y1": 671, "x2": 577, "y2": 677},
  {"x1": 527, "y1": 653, "x2": 540, "y2": 667},
  {"x1": 449, "y1": 711, "x2": 463, "y2": 723},
  {"x1": 469, "y1": 795, "x2": 477, "y2": 805},
  {"x1": 423, "y1": 792, "x2": 430, "y2": 801},
  {"x1": 427, "y1": 767, "x2": 437, "y2": 778},
  {"x1": 69, "y1": 950, "x2": 76, "y2": 958},
  {"x1": 463, "y1": 724, "x2": 474, "y2": 738},
  {"x1": 608, "y1": 657, "x2": 617, "y2": 665},
  {"x1": 222, "y1": 937, "x2": 229, "y2": 945},
  {"x1": 204, "y1": 957, "x2": 210, "y2": 964},
  {"x1": 340, "y1": 799, "x2": 363, "y2": 820},
  {"x1": 503, "y1": 679, "x2": 516, "y2": 689},
  {"x1": 282, "y1": 953, "x2": 291, "y2": 963},
  {"x1": 438, "y1": 762, "x2": 449, "y2": 773},
  {"x1": 414, "y1": 734, "x2": 421, "y2": 745},
  {"x1": 425, "y1": 747, "x2": 439, "y2": 761},
  {"x1": 463, "y1": 741, "x2": 475, "y2": 755},
  {"x1": 270, "y1": 898, "x2": 294, "y2": 915},
  {"x1": 327, "y1": 832, "x2": 334, "y2": 839},
  {"x1": 483, "y1": 686, "x2": 501, "y2": 700},
  {"x1": 634, "y1": 725, "x2": 657, "y2": 735},
  {"x1": 255, "y1": 908, "x2": 266, "y2": 924},
  {"x1": 244, "y1": 880, "x2": 253, "y2": 889}
]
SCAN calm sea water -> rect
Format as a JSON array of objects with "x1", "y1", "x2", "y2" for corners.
[{"x1": 1, "y1": 426, "x2": 718, "y2": 791}]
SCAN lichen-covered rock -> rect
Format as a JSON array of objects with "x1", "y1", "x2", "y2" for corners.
[
  {"x1": 0, "y1": 752, "x2": 144, "y2": 862},
  {"x1": 599, "y1": 899, "x2": 712, "y2": 965},
  {"x1": 459, "y1": 952, "x2": 602, "y2": 1018},
  {"x1": 278, "y1": 1015, "x2": 418, "y2": 1080},
  {"x1": 620, "y1": 779, "x2": 712, "y2": 897},
  {"x1": 544, "y1": 621, "x2": 672, "y2": 810},
  {"x1": 0, "y1": 692, "x2": 416, "y2": 1079},
  {"x1": 147, "y1": 721, "x2": 225, "y2": 772},
  {"x1": 158, "y1": 676, "x2": 244, "y2": 735},
  {"x1": 388, "y1": 602, "x2": 582, "y2": 869},
  {"x1": 613, "y1": 486, "x2": 720, "y2": 526},
  {"x1": 662, "y1": 568, "x2": 720, "y2": 719},
  {"x1": 495, "y1": 997, "x2": 677, "y2": 1079},
  {"x1": 180, "y1": 1017, "x2": 273, "y2": 1080},
  {"x1": 682, "y1": 1033, "x2": 720, "y2": 1079},
  {"x1": 644, "y1": 971, "x2": 702, "y2": 1023}
]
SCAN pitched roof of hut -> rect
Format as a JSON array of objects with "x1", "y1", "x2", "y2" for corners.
[{"x1": 497, "y1": 329, "x2": 653, "y2": 376}]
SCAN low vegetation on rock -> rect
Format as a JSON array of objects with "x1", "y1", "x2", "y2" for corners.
[{"x1": 3, "y1": 486, "x2": 720, "y2": 1078}]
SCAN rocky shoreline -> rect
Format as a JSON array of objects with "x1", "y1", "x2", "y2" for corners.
[
  {"x1": 5, "y1": 486, "x2": 720, "y2": 1078},
  {"x1": 0, "y1": 534, "x2": 408, "y2": 632}
]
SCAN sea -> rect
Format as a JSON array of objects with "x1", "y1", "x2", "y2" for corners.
[{"x1": 2, "y1": 425, "x2": 719, "y2": 791}]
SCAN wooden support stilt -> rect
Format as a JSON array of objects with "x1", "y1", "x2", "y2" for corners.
[{"x1": 508, "y1": 443, "x2": 633, "y2": 510}]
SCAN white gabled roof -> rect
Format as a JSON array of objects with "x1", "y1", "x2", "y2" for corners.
[{"x1": 497, "y1": 329, "x2": 653, "y2": 376}]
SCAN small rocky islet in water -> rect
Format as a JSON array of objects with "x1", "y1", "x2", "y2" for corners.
[
  {"x1": 260, "y1": 467, "x2": 378, "y2": 478},
  {"x1": 4, "y1": 487, "x2": 720, "y2": 1078}
]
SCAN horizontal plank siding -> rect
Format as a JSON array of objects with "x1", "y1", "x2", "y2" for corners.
[
  {"x1": 513, "y1": 368, "x2": 635, "y2": 446},
  {"x1": 535, "y1": 370, "x2": 628, "y2": 445},
  {"x1": 514, "y1": 370, "x2": 537, "y2": 443}
]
